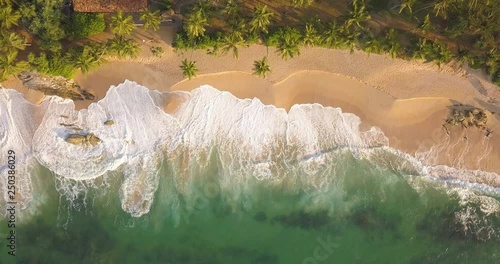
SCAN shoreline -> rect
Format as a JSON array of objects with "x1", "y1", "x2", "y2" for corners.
[{"x1": 1, "y1": 45, "x2": 500, "y2": 186}]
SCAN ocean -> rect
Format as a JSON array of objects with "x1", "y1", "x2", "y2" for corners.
[{"x1": 1, "y1": 81, "x2": 499, "y2": 263}]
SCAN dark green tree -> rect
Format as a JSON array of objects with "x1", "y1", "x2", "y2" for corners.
[
  {"x1": 0, "y1": 52, "x2": 29, "y2": 81},
  {"x1": 184, "y1": 9, "x2": 208, "y2": 38},
  {"x1": 250, "y1": 5, "x2": 273, "y2": 34},
  {"x1": 0, "y1": 32, "x2": 26, "y2": 54},
  {"x1": 0, "y1": 5, "x2": 21, "y2": 29},
  {"x1": 140, "y1": 9, "x2": 161, "y2": 31},
  {"x1": 111, "y1": 10, "x2": 136, "y2": 37}
]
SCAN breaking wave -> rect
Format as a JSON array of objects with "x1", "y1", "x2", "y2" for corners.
[{"x1": 0, "y1": 81, "x2": 499, "y2": 227}]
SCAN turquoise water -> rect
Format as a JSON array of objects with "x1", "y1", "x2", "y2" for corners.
[{"x1": 1, "y1": 153, "x2": 499, "y2": 264}]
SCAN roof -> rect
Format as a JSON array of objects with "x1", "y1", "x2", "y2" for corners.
[{"x1": 73, "y1": 0, "x2": 148, "y2": 13}]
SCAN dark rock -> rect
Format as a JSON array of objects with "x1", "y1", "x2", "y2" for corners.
[
  {"x1": 18, "y1": 71, "x2": 95, "y2": 101},
  {"x1": 66, "y1": 133, "x2": 101, "y2": 146},
  {"x1": 104, "y1": 120, "x2": 115, "y2": 126},
  {"x1": 254, "y1": 212, "x2": 267, "y2": 222}
]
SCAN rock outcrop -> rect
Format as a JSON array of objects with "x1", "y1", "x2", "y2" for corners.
[
  {"x1": 104, "y1": 120, "x2": 115, "y2": 126},
  {"x1": 445, "y1": 107, "x2": 488, "y2": 129},
  {"x1": 18, "y1": 71, "x2": 95, "y2": 101},
  {"x1": 66, "y1": 133, "x2": 101, "y2": 146}
]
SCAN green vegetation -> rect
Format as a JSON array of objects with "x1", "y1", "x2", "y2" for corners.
[
  {"x1": 172, "y1": 0, "x2": 500, "y2": 85},
  {"x1": 28, "y1": 52, "x2": 79, "y2": 78},
  {"x1": 0, "y1": 31, "x2": 26, "y2": 53},
  {"x1": 221, "y1": 31, "x2": 247, "y2": 59},
  {"x1": 289, "y1": 0, "x2": 313, "y2": 7},
  {"x1": 0, "y1": 0, "x2": 149, "y2": 79},
  {"x1": 74, "y1": 44, "x2": 108, "y2": 74},
  {"x1": 184, "y1": 9, "x2": 208, "y2": 38},
  {"x1": 19, "y1": 0, "x2": 66, "y2": 52},
  {"x1": 64, "y1": 13, "x2": 106, "y2": 39},
  {"x1": 140, "y1": 9, "x2": 161, "y2": 31},
  {"x1": 0, "y1": 0, "x2": 498, "y2": 86},
  {"x1": 108, "y1": 36, "x2": 141, "y2": 59},
  {"x1": 151, "y1": 46, "x2": 165, "y2": 58},
  {"x1": 253, "y1": 57, "x2": 271, "y2": 78},
  {"x1": 274, "y1": 27, "x2": 302, "y2": 60},
  {"x1": 180, "y1": 59, "x2": 198, "y2": 80},
  {"x1": 0, "y1": 4, "x2": 20, "y2": 29},
  {"x1": 110, "y1": 10, "x2": 136, "y2": 37},
  {"x1": 250, "y1": 5, "x2": 273, "y2": 34},
  {"x1": 0, "y1": 51, "x2": 28, "y2": 80}
]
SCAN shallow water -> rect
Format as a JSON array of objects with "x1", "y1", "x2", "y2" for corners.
[
  {"x1": 1, "y1": 82, "x2": 499, "y2": 263},
  {"x1": 1, "y1": 153, "x2": 499, "y2": 263}
]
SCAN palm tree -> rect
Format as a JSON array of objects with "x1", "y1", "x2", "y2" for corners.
[
  {"x1": 486, "y1": 51, "x2": 499, "y2": 76},
  {"x1": 399, "y1": 0, "x2": 415, "y2": 14},
  {"x1": 228, "y1": 17, "x2": 247, "y2": 36},
  {"x1": 276, "y1": 32, "x2": 301, "y2": 60},
  {"x1": 363, "y1": 36, "x2": 383, "y2": 55},
  {"x1": 222, "y1": 0, "x2": 241, "y2": 19},
  {"x1": 0, "y1": 51, "x2": 29, "y2": 81},
  {"x1": 193, "y1": 0, "x2": 211, "y2": 19},
  {"x1": 0, "y1": 5, "x2": 21, "y2": 29},
  {"x1": 180, "y1": 59, "x2": 198, "y2": 80},
  {"x1": 111, "y1": 10, "x2": 136, "y2": 37},
  {"x1": 324, "y1": 21, "x2": 341, "y2": 48},
  {"x1": 253, "y1": 57, "x2": 271, "y2": 78},
  {"x1": 140, "y1": 9, "x2": 161, "y2": 31},
  {"x1": 384, "y1": 28, "x2": 401, "y2": 59},
  {"x1": 338, "y1": 29, "x2": 359, "y2": 53},
  {"x1": 18, "y1": 3, "x2": 35, "y2": 24},
  {"x1": 419, "y1": 14, "x2": 433, "y2": 33},
  {"x1": 250, "y1": 5, "x2": 273, "y2": 34},
  {"x1": 345, "y1": 0, "x2": 371, "y2": 31},
  {"x1": 108, "y1": 37, "x2": 140, "y2": 58},
  {"x1": 221, "y1": 31, "x2": 247, "y2": 59},
  {"x1": 0, "y1": 32, "x2": 26, "y2": 54},
  {"x1": 85, "y1": 42, "x2": 108, "y2": 65},
  {"x1": 75, "y1": 51, "x2": 98, "y2": 74},
  {"x1": 433, "y1": 0, "x2": 451, "y2": 18},
  {"x1": 302, "y1": 22, "x2": 321, "y2": 46},
  {"x1": 75, "y1": 44, "x2": 107, "y2": 74},
  {"x1": 0, "y1": 0, "x2": 16, "y2": 6},
  {"x1": 184, "y1": 9, "x2": 208, "y2": 38},
  {"x1": 434, "y1": 42, "x2": 454, "y2": 67}
]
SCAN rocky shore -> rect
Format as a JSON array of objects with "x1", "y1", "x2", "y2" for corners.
[{"x1": 18, "y1": 71, "x2": 95, "y2": 101}]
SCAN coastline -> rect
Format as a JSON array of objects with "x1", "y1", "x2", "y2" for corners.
[{"x1": 2, "y1": 44, "x2": 500, "y2": 186}]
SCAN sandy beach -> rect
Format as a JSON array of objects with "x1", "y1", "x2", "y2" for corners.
[{"x1": 2, "y1": 31, "x2": 500, "y2": 186}]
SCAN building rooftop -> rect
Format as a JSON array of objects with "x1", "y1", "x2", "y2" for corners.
[{"x1": 73, "y1": 0, "x2": 148, "y2": 13}]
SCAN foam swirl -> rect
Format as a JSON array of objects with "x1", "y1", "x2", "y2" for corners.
[{"x1": 0, "y1": 80, "x2": 498, "y2": 218}]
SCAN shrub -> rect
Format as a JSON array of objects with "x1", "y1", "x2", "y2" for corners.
[
  {"x1": 28, "y1": 52, "x2": 77, "y2": 78},
  {"x1": 150, "y1": 46, "x2": 164, "y2": 57},
  {"x1": 107, "y1": 37, "x2": 141, "y2": 58},
  {"x1": 65, "y1": 13, "x2": 106, "y2": 39}
]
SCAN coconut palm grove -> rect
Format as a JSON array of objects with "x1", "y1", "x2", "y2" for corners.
[{"x1": 0, "y1": 0, "x2": 499, "y2": 83}]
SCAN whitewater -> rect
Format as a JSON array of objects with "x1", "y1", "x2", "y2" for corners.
[{"x1": 1, "y1": 80, "x2": 499, "y2": 221}]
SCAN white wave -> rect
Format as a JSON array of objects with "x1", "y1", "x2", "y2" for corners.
[
  {"x1": 0, "y1": 89, "x2": 40, "y2": 216},
  {"x1": 0, "y1": 80, "x2": 499, "y2": 218}
]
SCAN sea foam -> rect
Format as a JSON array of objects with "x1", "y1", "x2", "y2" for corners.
[{"x1": 0, "y1": 80, "x2": 499, "y2": 218}]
